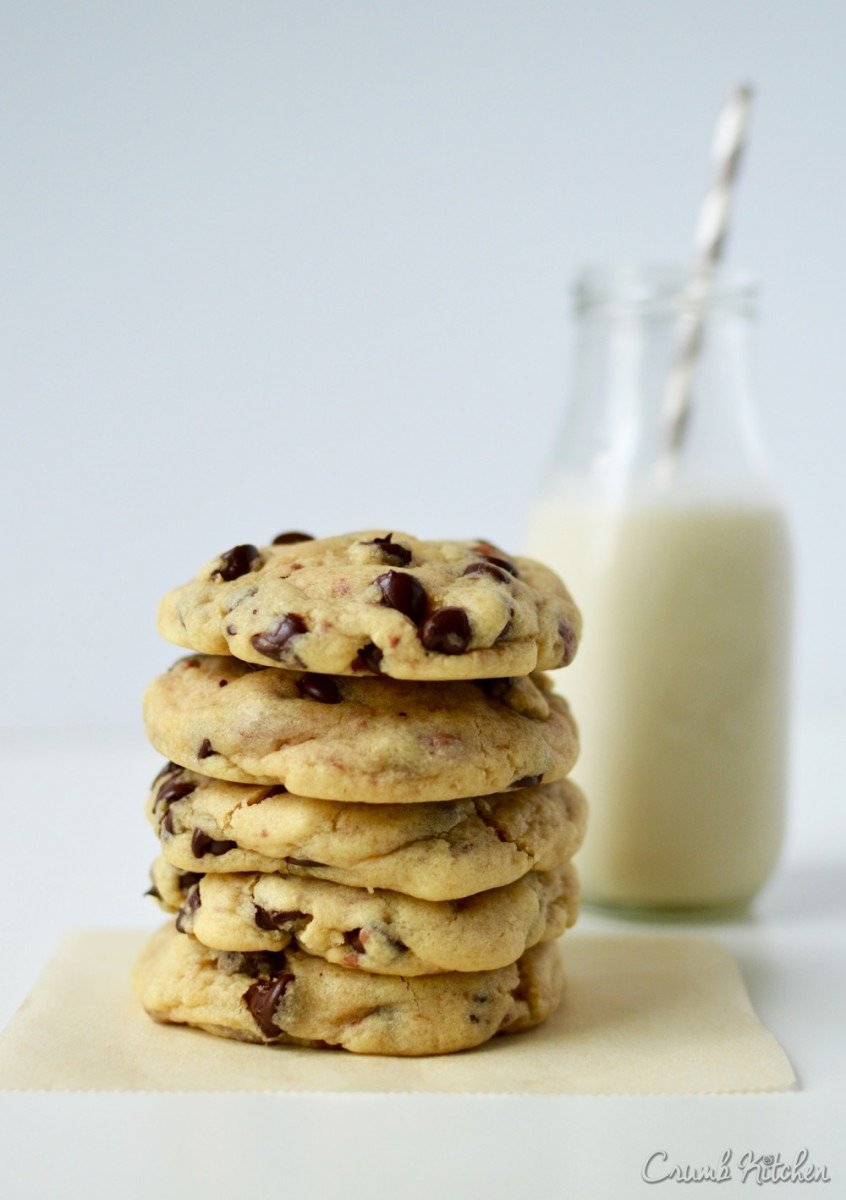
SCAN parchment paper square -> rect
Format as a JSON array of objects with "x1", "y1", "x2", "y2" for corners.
[{"x1": 0, "y1": 930, "x2": 796, "y2": 1094}]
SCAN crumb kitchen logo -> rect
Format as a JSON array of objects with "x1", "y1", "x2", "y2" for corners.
[{"x1": 641, "y1": 1148, "x2": 831, "y2": 1185}]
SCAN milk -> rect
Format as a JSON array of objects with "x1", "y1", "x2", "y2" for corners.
[{"x1": 527, "y1": 498, "x2": 791, "y2": 910}]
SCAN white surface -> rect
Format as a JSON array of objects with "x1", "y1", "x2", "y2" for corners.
[
  {"x1": 1, "y1": 0, "x2": 846, "y2": 728},
  {"x1": 0, "y1": 715, "x2": 843, "y2": 1198}
]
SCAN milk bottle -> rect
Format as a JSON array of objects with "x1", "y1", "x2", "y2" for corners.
[{"x1": 527, "y1": 267, "x2": 791, "y2": 911}]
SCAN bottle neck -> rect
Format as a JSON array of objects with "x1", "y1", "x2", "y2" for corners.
[{"x1": 547, "y1": 268, "x2": 773, "y2": 506}]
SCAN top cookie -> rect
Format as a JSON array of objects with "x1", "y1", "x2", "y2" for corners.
[{"x1": 157, "y1": 531, "x2": 581, "y2": 681}]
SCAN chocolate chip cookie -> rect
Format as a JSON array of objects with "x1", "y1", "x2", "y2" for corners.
[
  {"x1": 143, "y1": 656, "x2": 579, "y2": 803},
  {"x1": 157, "y1": 531, "x2": 581, "y2": 681},
  {"x1": 147, "y1": 763, "x2": 588, "y2": 900},
  {"x1": 151, "y1": 861, "x2": 579, "y2": 975},
  {"x1": 133, "y1": 923, "x2": 564, "y2": 1055}
]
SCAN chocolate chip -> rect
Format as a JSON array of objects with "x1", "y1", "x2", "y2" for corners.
[
  {"x1": 175, "y1": 885, "x2": 201, "y2": 933},
  {"x1": 420, "y1": 607, "x2": 471, "y2": 654},
  {"x1": 343, "y1": 929, "x2": 366, "y2": 954},
  {"x1": 469, "y1": 1014, "x2": 480, "y2": 1024},
  {"x1": 211, "y1": 544, "x2": 262, "y2": 582},
  {"x1": 153, "y1": 772, "x2": 187, "y2": 831},
  {"x1": 351, "y1": 642, "x2": 383, "y2": 673},
  {"x1": 462, "y1": 561, "x2": 512, "y2": 584},
  {"x1": 143, "y1": 885, "x2": 162, "y2": 901},
  {"x1": 362, "y1": 533, "x2": 412, "y2": 567},
  {"x1": 254, "y1": 907, "x2": 310, "y2": 931},
  {"x1": 557, "y1": 618, "x2": 577, "y2": 667},
  {"x1": 152, "y1": 761, "x2": 181, "y2": 786},
  {"x1": 375, "y1": 571, "x2": 428, "y2": 626},
  {"x1": 250, "y1": 614, "x2": 307, "y2": 661},
  {"x1": 510, "y1": 774, "x2": 543, "y2": 789},
  {"x1": 272, "y1": 531, "x2": 315, "y2": 545},
  {"x1": 197, "y1": 738, "x2": 216, "y2": 759},
  {"x1": 178, "y1": 871, "x2": 202, "y2": 890},
  {"x1": 263, "y1": 785, "x2": 288, "y2": 797},
  {"x1": 236, "y1": 950, "x2": 291, "y2": 977},
  {"x1": 474, "y1": 677, "x2": 513, "y2": 700},
  {"x1": 472, "y1": 540, "x2": 507, "y2": 559},
  {"x1": 219, "y1": 679, "x2": 228, "y2": 687},
  {"x1": 156, "y1": 778, "x2": 196, "y2": 806},
  {"x1": 479, "y1": 553, "x2": 519, "y2": 577},
  {"x1": 191, "y1": 828, "x2": 237, "y2": 858},
  {"x1": 243, "y1": 973, "x2": 295, "y2": 1038},
  {"x1": 296, "y1": 673, "x2": 341, "y2": 704},
  {"x1": 253, "y1": 907, "x2": 278, "y2": 931}
]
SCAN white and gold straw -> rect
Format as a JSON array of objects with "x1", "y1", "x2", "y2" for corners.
[{"x1": 659, "y1": 83, "x2": 755, "y2": 474}]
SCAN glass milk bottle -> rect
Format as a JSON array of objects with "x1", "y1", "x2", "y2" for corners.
[{"x1": 527, "y1": 266, "x2": 791, "y2": 911}]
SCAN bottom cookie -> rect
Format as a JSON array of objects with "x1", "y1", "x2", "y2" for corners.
[{"x1": 133, "y1": 923, "x2": 564, "y2": 1056}]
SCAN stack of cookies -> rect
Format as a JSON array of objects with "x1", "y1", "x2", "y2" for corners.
[{"x1": 134, "y1": 531, "x2": 586, "y2": 1056}]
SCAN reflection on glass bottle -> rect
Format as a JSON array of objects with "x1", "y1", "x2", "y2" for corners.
[{"x1": 527, "y1": 266, "x2": 791, "y2": 912}]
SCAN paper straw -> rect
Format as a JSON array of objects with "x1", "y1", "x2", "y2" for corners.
[{"x1": 659, "y1": 84, "x2": 754, "y2": 474}]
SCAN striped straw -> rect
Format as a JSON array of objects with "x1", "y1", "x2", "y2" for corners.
[{"x1": 659, "y1": 83, "x2": 754, "y2": 474}]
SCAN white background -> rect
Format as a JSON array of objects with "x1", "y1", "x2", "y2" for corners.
[
  {"x1": 1, "y1": 6, "x2": 843, "y2": 1197},
  {"x1": 1, "y1": 0, "x2": 845, "y2": 729}
]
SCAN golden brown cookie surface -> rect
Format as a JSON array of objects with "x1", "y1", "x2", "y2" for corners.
[
  {"x1": 151, "y1": 861, "x2": 579, "y2": 975},
  {"x1": 147, "y1": 763, "x2": 587, "y2": 900},
  {"x1": 158, "y1": 531, "x2": 580, "y2": 681},
  {"x1": 143, "y1": 656, "x2": 579, "y2": 803},
  {"x1": 134, "y1": 924, "x2": 564, "y2": 1056}
]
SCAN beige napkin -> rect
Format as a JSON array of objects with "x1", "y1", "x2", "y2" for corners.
[{"x1": 0, "y1": 929, "x2": 795, "y2": 1094}]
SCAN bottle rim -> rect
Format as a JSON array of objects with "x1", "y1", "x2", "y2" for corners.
[{"x1": 573, "y1": 263, "x2": 758, "y2": 316}]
